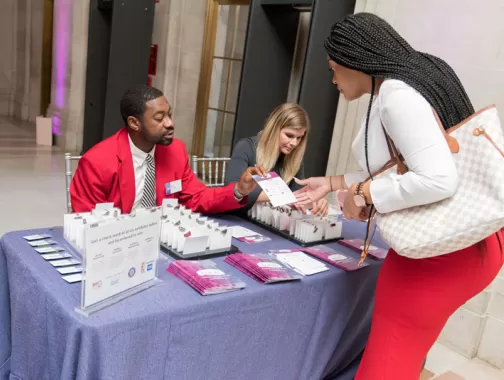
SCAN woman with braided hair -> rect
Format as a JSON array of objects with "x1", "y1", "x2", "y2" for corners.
[{"x1": 294, "y1": 12, "x2": 503, "y2": 380}]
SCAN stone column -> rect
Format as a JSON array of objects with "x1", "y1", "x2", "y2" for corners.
[
  {"x1": 152, "y1": 0, "x2": 207, "y2": 150},
  {"x1": 0, "y1": 0, "x2": 44, "y2": 122},
  {"x1": 47, "y1": 0, "x2": 90, "y2": 153},
  {"x1": 0, "y1": 0, "x2": 17, "y2": 116}
]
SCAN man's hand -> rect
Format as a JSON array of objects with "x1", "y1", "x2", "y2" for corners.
[{"x1": 236, "y1": 166, "x2": 268, "y2": 196}]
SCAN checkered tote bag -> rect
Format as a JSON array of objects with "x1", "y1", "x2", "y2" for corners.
[{"x1": 364, "y1": 105, "x2": 504, "y2": 259}]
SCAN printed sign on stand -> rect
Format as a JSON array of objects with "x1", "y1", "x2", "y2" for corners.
[{"x1": 76, "y1": 208, "x2": 162, "y2": 316}]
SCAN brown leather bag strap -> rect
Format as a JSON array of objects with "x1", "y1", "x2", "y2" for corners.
[
  {"x1": 381, "y1": 124, "x2": 408, "y2": 175},
  {"x1": 432, "y1": 109, "x2": 460, "y2": 153},
  {"x1": 360, "y1": 206, "x2": 377, "y2": 265}
]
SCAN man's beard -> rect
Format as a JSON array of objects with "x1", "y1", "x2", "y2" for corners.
[
  {"x1": 157, "y1": 137, "x2": 173, "y2": 146},
  {"x1": 156, "y1": 127, "x2": 174, "y2": 146}
]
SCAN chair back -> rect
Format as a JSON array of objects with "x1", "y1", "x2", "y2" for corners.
[
  {"x1": 191, "y1": 156, "x2": 230, "y2": 187},
  {"x1": 65, "y1": 153, "x2": 82, "y2": 213}
]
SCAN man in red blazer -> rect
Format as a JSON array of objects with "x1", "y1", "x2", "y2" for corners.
[{"x1": 70, "y1": 85, "x2": 265, "y2": 214}]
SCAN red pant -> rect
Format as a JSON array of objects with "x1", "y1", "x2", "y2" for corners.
[{"x1": 356, "y1": 230, "x2": 504, "y2": 380}]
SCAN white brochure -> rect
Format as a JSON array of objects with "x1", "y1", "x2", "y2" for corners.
[{"x1": 252, "y1": 172, "x2": 297, "y2": 207}]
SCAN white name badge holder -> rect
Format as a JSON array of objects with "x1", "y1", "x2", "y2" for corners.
[
  {"x1": 76, "y1": 207, "x2": 162, "y2": 316},
  {"x1": 159, "y1": 207, "x2": 236, "y2": 260},
  {"x1": 247, "y1": 203, "x2": 344, "y2": 247}
]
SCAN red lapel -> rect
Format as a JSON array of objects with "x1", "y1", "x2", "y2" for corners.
[{"x1": 116, "y1": 128, "x2": 135, "y2": 213}]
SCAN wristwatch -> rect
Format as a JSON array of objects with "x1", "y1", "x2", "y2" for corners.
[
  {"x1": 233, "y1": 184, "x2": 245, "y2": 201},
  {"x1": 353, "y1": 182, "x2": 367, "y2": 207}
]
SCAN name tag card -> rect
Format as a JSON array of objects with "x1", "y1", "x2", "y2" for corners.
[
  {"x1": 62, "y1": 273, "x2": 83, "y2": 283},
  {"x1": 161, "y1": 198, "x2": 179, "y2": 217},
  {"x1": 28, "y1": 240, "x2": 57, "y2": 247},
  {"x1": 165, "y1": 179, "x2": 182, "y2": 195},
  {"x1": 56, "y1": 266, "x2": 82, "y2": 275},
  {"x1": 94, "y1": 203, "x2": 115, "y2": 210},
  {"x1": 35, "y1": 246, "x2": 65, "y2": 254},
  {"x1": 50, "y1": 258, "x2": 81, "y2": 267},
  {"x1": 247, "y1": 203, "x2": 344, "y2": 245},
  {"x1": 41, "y1": 252, "x2": 72, "y2": 260},
  {"x1": 183, "y1": 236, "x2": 210, "y2": 255},
  {"x1": 160, "y1": 208, "x2": 234, "y2": 257},
  {"x1": 23, "y1": 234, "x2": 51, "y2": 241},
  {"x1": 209, "y1": 227, "x2": 232, "y2": 251}
]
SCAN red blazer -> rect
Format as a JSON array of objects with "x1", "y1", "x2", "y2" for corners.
[{"x1": 70, "y1": 128, "x2": 245, "y2": 214}]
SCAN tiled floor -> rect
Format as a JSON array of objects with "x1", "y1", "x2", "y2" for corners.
[
  {"x1": 1, "y1": 116, "x2": 503, "y2": 379},
  {"x1": 0, "y1": 117, "x2": 67, "y2": 236},
  {"x1": 427, "y1": 343, "x2": 504, "y2": 379}
]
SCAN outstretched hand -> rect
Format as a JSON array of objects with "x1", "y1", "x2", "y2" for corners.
[
  {"x1": 293, "y1": 177, "x2": 331, "y2": 206},
  {"x1": 289, "y1": 198, "x2": 328, "y2": 216}
]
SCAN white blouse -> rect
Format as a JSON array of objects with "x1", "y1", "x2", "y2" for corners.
[{"x1": 344, "y1": 79, "x2": 459, "y2": 214}]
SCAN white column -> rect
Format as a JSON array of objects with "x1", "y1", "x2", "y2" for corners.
[
  {"x1": 0, "y1": 0, "x2": 17, "y2": 116},
  {"x1": 47, "y1": 0, "x2": 90, "y2": 153},
  {"x1": 27, "y1": 0, "x2": 44, "y2": 123},
  {"x1": 0, "y1": 0, "x2": 44, "y2": 122},
  {"x1": 152, "y1": 0, "x2": 208, "y2": 149}
]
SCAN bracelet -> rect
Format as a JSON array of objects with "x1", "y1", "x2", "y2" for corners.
[
  {"x1": 233, "y1": 184, "x2": 244, "y2": 201},
  {"x1": 329, "y1": 176, "x2": 333, "y2": 192}
]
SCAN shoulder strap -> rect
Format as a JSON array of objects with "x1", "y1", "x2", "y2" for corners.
[{"x1": 380, "y1": 123, "x2": 408, "y2": 175}]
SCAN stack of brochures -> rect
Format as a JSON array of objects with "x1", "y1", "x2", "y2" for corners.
[
  {"x1": 167, "y1": 259, "x2": 246, "y2": 295},
  {"x1": 338, "y1": 239, "x2": 388, "y2": 260},
  {"x1": 225, "y1": 253, "x2": 303, "y2": 283},
  {"x1": 301, "y1": 245, "x2": 369, "y2": 271}
]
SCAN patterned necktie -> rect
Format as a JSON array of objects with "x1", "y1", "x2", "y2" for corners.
[{"x1": 140, "y1": 154, "x2": 156, "y2": 208}]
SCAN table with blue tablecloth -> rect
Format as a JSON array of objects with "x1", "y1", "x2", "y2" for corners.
[{"x1": 0, "y1": 216, "x2": 385, "y2": 380}]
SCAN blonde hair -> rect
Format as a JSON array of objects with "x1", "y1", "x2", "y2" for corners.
[{"x1": 256, "y1": 103, "x2": 310, "y2": 184}]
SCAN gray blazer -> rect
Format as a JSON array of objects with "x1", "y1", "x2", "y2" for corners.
[{"x1": 224, "y1": 136, "x2": 305, "y2": 211}]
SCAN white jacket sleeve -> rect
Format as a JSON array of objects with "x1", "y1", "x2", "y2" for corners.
[
  {"x1": 344, "y1": 170, "x2": 368, "y2": 187},
  {"x1": 369, "y1": 82, "x2": 459, "y2": 214}
]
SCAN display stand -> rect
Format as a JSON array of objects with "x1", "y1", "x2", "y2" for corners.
[
  {"x1": 76, "y1": 208, "x2": 162, "y2": 316},
  {"x1": 75, "y1": 278, "x2": 161, "y2": 317},
  {"x1": 246, "y1": 217, "x2": 343, "y2": 247},
  {"x1": 160, "y1": 244, "x2": 240, "y2": 260}
]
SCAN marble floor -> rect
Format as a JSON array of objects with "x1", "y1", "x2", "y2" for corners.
[
  {"x1": 0, "y1": 117, "x2": 67, "y2": 237},
  {"x1": 0, "y1": 116, "x2": 503, "y2": 380}
]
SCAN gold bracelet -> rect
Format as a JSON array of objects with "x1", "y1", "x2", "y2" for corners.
[{"x1": 329, "y1": 176, "x2": 333, "y2": 192}]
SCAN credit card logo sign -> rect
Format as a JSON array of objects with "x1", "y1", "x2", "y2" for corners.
[{"x1": 128, "y1": 267, "x2": 136, "y2": 277}]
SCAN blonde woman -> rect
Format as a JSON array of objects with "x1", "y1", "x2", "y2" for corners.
[{"x1": 225, "y1": 103, "x2": 328, "y2": 215}]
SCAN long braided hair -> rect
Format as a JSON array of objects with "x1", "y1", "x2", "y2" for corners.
[
  {"x1": 325, "y1": 13, "x2": 503, "y2": 255},
  {"x1": 324, "y1": 12, "x2": 474, "y2": 132}
]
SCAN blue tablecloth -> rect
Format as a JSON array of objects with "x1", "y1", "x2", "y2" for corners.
[{"x1": 0, "y1": 216, "x2": 384, "y2": 380}]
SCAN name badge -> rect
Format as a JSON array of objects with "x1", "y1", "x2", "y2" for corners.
[{"x1": 165, "y1": 179, "x2": 182, "y2": 195}]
